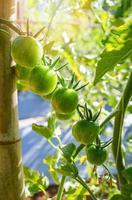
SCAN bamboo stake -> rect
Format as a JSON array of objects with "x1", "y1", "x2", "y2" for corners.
[{"x1": 0, "y1": 0, "x2": 25, "y2": 199}]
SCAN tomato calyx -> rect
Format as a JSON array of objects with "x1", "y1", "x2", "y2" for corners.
[
  {"x1": 42, "y1": 56, "x2": 68, "y2": 72},
  {"x1": 57, "y1": 73, "x2": 88, "y2": 91},
  {"x1": 77, "y1": 103, "x2": 101, "y2": 122}
]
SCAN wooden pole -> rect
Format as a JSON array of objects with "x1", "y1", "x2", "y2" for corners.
[{"x1": 0, "y1": 0, "x2": 25, "y2": 199}]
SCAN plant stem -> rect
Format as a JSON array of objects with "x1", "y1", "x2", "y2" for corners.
[
  {"x1": 76, "y1": 175, "x2": 97, "y2": 200},
  {"x1": 112, "y1": 70, "x2": 132, "y2": 185},
  {"x1": 56, "y1": 144, "x2": 85, "y2": 200},
  {"x1": 56, "y1": 176, "x2": 66, "y2": 200},
  {"x1": 48, "y1": 140, "x2": 58, "y2": 150},
  {"x1": 100, "y1": 109, "x2": 119, "y2": 130}
]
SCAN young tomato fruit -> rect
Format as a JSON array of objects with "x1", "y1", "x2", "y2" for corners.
[
  {"x1": 86, "y1": 145, "x2": 107, "y2": 165},
  {"x1": 51, "y1": 88, "x2": 78, "y2": 114},
  {"x1": 11, "y1": 36, "x2": 43, "y2": 67},
  {"x1": 29, "y1": 66, "x2": 58, "y2": 95},
  {"x1": 72, "y1": 120, "x2": 99, "y2": 145}
]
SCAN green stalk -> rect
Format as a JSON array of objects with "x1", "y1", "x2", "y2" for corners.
[
  {"x1": 56, "y1": 144, "x2": 85, "y2": 200},
  {"x1": 56, "y1": 176, "x2": 66, "y2": 200},
  {"x1": 100, "y1": 109, "x2": 119, "y2": 130},
  {"x1": 112, "y1": 70, "x2": 132, "y2": 185},
  {"x1": 76, "y1": 175, "x2": 97, "y2": 200}
]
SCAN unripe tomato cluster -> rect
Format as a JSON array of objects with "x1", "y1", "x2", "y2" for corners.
[
  {"x1": 11, "y1": 35, "x2": 107, "y2": 166},
  {"x1": 12, "y1": 36, "x2": 58, "y2": 96}
]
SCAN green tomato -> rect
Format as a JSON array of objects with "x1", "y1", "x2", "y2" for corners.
[
  {"x1": 11, "y1": 36, "x2": 43, "y2": 67},
  {"x1": 16, "y1": 65, "x2": 32, "y2": 81},
  {"x1": 52, "y1": 88, "x2": 78, "y2": 114},
  {"x1": 72, "y1": 120, "x2": 99, "y2": 145},
  {"x1": 86, "y1": 145, "x2": 107, "y2": 165},
  {"x1": 56, "y1": 112, "x2": 74, "y2": 120},
  {"x1": 29, "y1": 66, "x2": 58, "y2": 95}
]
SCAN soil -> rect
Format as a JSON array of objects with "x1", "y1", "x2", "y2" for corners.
[{"x1": 26, "y1": 184, "x2": 60, "y2": 200}]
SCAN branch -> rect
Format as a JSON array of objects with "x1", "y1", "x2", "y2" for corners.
[
  {"x1": 100, "y1": 109, "x2": 120, "y2": 130},
  {"x1": 56, "y1": 144, "x2": 85, "y2": 200}
]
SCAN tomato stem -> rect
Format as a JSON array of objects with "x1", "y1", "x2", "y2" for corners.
[
  {"x1": 56, "y1": 144, "x2": 85, "y2": 200},
  {"x1": 103, "y1": 164, "x2": 113, "y2": 180},
  {"x1": 100, "y1": 109, "x2": 120, "y2": 130},
  {"x1": 112, "y1": 70, "x2": 132, "y2": 186},
  {"x1": 56, "y1": 176, "x2": 66, "y2": 200},
  {"x1": 76, "y1": 175, "x2": 97, "y2": 200},
  {"x1": 96, "y1": 135, "x2": 101, "y2": 146}
]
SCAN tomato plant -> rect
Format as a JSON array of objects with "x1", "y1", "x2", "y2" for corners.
[
  {"x1": 10, "y1": 20, "x2": 131, "y2": 200},
  {"x1": 1, "y1": 0, "x2": 132, "y2": 200}
]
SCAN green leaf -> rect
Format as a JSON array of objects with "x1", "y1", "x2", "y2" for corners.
[
  {"x1": 24, "y1": 166, "x2": 49, "y2": 194},
  {"x1": 61, "y1": 143, "x2": 76, "y2": 160},
  {"x1": 122, "y1": 166, "x2": 132, "y2": 182},
  {"x1": 57, "y1": 163, "x2": 78, "y2": 177},
  {"x1": 32, "y1": 123, "x2": 53, "y2": 139},
  {"x1": 94, "y1": 21, "x2": 132, "y2": 85},
  {"x1": 43, "y1": 154, "x2": 60, "y2": 184}
]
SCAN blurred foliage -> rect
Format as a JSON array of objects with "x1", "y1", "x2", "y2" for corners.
[
  {"x1": 24, "y1": 0, "x2": 132, "y2": 113},
  {"x1": 24, "y1": 166, "x2": 49, "y2": 195}
]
